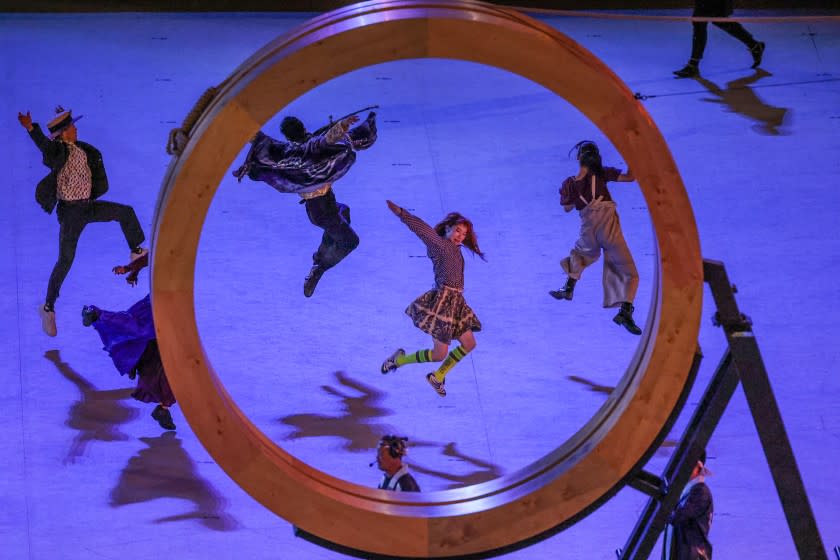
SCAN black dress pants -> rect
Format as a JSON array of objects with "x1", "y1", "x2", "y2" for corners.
[
  {"x1": 303, "y1": 189, "x2": 359, "y2": 271},
  {"x1": 691, "y1": 20, "x2": 758, "y2": 61},
  {"x1": 47, "y1": 199, "x2": 145, "y2": 306}
]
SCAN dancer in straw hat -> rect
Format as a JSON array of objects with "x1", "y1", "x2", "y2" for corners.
[{"x1": 18, "y1": 107, "x2": 147, "y2": 336}]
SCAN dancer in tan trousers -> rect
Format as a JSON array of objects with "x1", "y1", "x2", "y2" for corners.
[{"x1": 550, "y1": 140, "x2": 642, "y2": 335}]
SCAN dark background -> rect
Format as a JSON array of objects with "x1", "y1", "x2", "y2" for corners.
[{"x1": 1, "y1": 0, "x2": 838, "y2": 12}]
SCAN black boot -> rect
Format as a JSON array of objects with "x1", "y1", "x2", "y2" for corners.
[
  {"x1": 303, "y1": 264, "x2": 326, "y2": 298},
  {"x1": 613, "y1": 302, "x2": 642, "y2": 335},
  {"x1": 81, "y1": 305, "x2": 100, "y2": 327},
  {"x1": 549, "y1": 278, "x2": 577, "y2": 301},
  {"x1": 750, "y1": 41, "x2": 765, "y2": 68},
  {"x1": 151, "y1": 405, "x2": 176, "y2": 430},
  {"x1": 673, "y1": 61, "x2": 699, "y2": 78}
]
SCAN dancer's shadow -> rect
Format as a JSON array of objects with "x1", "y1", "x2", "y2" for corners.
[
  {"x1": 279, "y1": 370, "x2": 395, "y2": 452},
  {"x1": 567, "y1": 375, "x2": 613, "y2": 396},
  {"x1": 45, "y1": 350, "x2": 138, "y2": 464},
  {"x1": 410, "y1": 442, "x2": 503, "y2": 489},
  {"x1": 567, "y1": 375, "x2": 677, "y2": 455},
  {"x1": 278, "y1": 371, "x2": 503, "y2": 488},
  {"x1": 694, "y1": 69, "x2": 790, "y2": 135},
  {"x1": 110, "y1": 431, "x2": 238, "y2": 531}
]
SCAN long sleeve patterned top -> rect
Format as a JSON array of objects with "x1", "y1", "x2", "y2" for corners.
[{"x1": 399, "y1": 209, "x2": 464, "y2": 290}]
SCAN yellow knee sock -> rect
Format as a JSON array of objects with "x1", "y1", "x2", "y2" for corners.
[
  {"x1": 433, "y1": 346, "x2": 470, "y2": 382},
  {"x1": 396, "y1": 349, "x2": 433, "y2": 367}
]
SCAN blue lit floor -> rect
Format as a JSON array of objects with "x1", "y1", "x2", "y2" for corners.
[{"x1": 2, "y1": 10, "x2": 839, "y2": 559}]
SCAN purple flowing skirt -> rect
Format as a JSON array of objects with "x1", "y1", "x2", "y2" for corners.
[{"x1": 92, "y1": 294, "x2": 175, "y2": 406}]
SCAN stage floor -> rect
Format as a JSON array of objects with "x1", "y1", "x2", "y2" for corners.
[{"x1": 2, "y1": 9, "x2": 839, "y2": 559}]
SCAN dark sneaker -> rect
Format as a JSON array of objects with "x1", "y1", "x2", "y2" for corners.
[
  {"x1": 426, "y1": 373, "x2": 446, "y2": 397},
  {"x1": 613, "y1": 303, "x2": 643, "y2": 335},
  {"x1": 151, "y1": 405, "x2": 176, "y2": 430},
  {"x1": 381, "y1": 348, "x2": 405, "y2": 374},
  {"x1": 673, "y1": 64, "x2": 699, "y2": 78},
  {"x1": 81, "y1": 305, "x2": 100, "y2": 327},
  {"x1": 303, "y1": 264, "x2": 326, "y2": 298},
  {"x1": 751, "y1": 41, "x2": 765, "y2": 68},
  {"x1": 39, "y1": 304, "x2": 57, "y2": 337}
]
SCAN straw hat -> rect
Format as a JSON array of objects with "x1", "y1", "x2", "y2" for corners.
[{"x1": 47, "y1": 106, "x2": 83, "y2": 139}]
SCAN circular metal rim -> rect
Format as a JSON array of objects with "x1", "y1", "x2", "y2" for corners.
[{"x1": 151, "y1": 1, "x2": 703, "y2": 557}]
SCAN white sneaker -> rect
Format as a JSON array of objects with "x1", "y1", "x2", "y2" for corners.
[
  {"x1": 381, "y1": 348, "x2": 405, "y2": 375},
  {"x1": 130, "y1": 247, "x2": 149, "y2": 262},
  {"x1": 426, "y1": 373, "x2": 446, "y2": 397},
  {"x1": 39, "y1": 305, "x2": 57, "y2": 337}
]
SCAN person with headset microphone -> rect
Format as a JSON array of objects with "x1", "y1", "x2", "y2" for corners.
[{"x1": 372, "y1": 435, "x2": 421, "y2": 492}]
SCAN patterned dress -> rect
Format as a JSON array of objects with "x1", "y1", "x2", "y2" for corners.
[{"x1": 399, "y1": 210, "x2": 481, "y2": 344}]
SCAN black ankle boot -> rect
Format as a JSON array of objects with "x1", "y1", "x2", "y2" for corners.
[
  {"x1": 673, "y1": 62, "x2": 699, "y2": 78},
  {"x1": 549, "y1": 278, "x2": 577, "y2": 301},
  {"x1": 81, "y1": 305, "x2": 100, "y2": 327},
  {"x1": 152, "y1": 405, "x2": 176, "y2": 430},
  {"x1": 613, "y1": 302, "x2": 642, "y2": 335}
]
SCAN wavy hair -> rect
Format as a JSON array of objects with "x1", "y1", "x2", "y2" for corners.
[
  {"x1": 434, "y1": 212, "x2": 486, "y2": 260},
  {"x1": 570, "y1": 140, "x2": 605, "y2": 179}
]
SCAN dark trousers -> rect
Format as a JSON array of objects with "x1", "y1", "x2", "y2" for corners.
[
  {"x1": 47, "y1": 199, "x2": 145, "y2": 306},
  {"x1": 691, "y1": 20, "x2": 758, "y2": 61},
  {"x1": 303, "y1": 189, "x2": 359, "y2": 271}
]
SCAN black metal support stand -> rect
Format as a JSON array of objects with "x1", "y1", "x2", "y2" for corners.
[{"x1": 620, "y1": 259, "x2": 827, "y2": 560}]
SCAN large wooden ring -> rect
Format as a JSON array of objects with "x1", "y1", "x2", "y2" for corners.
[{"x1": 151, "y1": 1, "x2": 702, "y2": 557}]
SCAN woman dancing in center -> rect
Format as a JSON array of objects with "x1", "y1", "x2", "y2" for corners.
[{"x1": 381, "y1": 200, "x2": 484, "y2": 397}]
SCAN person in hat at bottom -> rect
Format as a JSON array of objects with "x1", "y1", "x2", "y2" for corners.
[
  {"x1": 663, "y1": 450, "x2": 714, "y2": 560},
  {"x1": 375, "y1": 435, "x2": 420, "y2": 492},
  {"x1": 17, "y1": 107, "x2": 147, "y2": 337}
]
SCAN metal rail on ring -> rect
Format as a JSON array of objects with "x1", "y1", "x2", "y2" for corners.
[{"x1": 150, "y1": 1, "x2": 703, "y2": 557}]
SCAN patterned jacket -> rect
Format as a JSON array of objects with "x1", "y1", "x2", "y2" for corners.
[
  {"x1": 26, "y1": 123, "x2": 108, "y2": 214},
  {"x1": 233, "y1": 112, "x2": 377, "y2": 195}
]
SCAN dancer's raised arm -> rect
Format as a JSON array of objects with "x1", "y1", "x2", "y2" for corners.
[{"x1": 387, "y1": 201, "x2": 443, "y2": 250}]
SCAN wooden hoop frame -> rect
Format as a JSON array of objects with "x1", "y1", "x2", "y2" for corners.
[{"x1": 151, "y1": 1, "x2": 702, "y2": 557}]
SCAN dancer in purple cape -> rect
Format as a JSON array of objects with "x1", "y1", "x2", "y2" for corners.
[{"x1": 82, "y1": 252, "x2": 176, "y2": 430}]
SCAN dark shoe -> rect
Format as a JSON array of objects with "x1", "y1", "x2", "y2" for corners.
[
  {"x1": 673, "y1": 63, "x2": 699, "y2": 78},
  {"x1": 751, "y1": 41, "x2": 765, "y2": 68},
  {"x1": 151, "y1": 405, "x2": 176, "y2": 430},
  {"x1": 81, "y1": 305, "x2": 100, "y2": 327},
  {"x1": 549, "y1": 278, "x2": 577, "y2": 301},
  {"x1": 613, "y1": 302, "x2": 642, "y2": 335},
  {"x1": 426, "y1": 373, "x2": 446, "y2": 397},
  {"x1": 303, "y1": 264, "x2": 326, "y2": 298}
]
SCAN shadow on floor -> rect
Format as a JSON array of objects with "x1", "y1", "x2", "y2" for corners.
[
  {"x1": 45, "y1": 349, "x2": 138, "y2": 464},
  {"x1": 278, "y1": 371, "x2": 503, "y2": 489},
  {"x1": 279, "y1": 370, "x2": 395, "y2": 452},
  {"x1": 110, "y1": 431, "x2": 238, "y2": 531},
  {"x1": 409, "y1": 442, "x2": 504, "y2": 489},
  {"x1": 694, "y1": 69, "x2": 790, "y2": 135}
]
